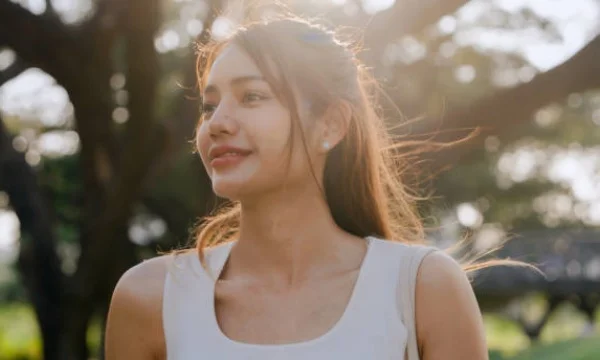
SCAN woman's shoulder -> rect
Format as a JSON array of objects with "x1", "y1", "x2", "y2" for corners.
[
  {"x1": 110, "y1": 243, "x2": 229, "y2": 301},
  {"x1": 106, "y1": 254, "x2": 174, "y2": 359},
  {"x1": 368, "y1": 237, "x2": 468, "y2": 289},
  {"x1": 416, "y1": 250, "x2": 466, "y2": 287},
  {"x1": 112, "y1": 254, "x2": 173, "y2": 306},
  {"x1": 108, "y1": 249, "x2": 202, "y2": 313},
  {"x1": 371, "y1": 238, "x2": 464, "y2": 282},
  {"x1": 414, "y1": 250, "x2": 487, "y2": 357}
]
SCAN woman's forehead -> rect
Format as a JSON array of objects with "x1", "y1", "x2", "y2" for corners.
[{"x1": 205, "y1": 45, "x2": 263, "y2": 88}]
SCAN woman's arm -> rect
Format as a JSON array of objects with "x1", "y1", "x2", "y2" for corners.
[
  {"x1": 105, "y1": 256, "x2": 167, "y2": 360},
  {"x1": 415, "y1": 252, "x2": 489, "y2": 360}
]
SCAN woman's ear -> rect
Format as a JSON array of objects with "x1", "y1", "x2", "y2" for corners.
[{"x1": 319, "y1": 100, "x2": 352, "y2": 153}]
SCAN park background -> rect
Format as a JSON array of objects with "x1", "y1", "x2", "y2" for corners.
[{"x1": 0, "y1": 0, "x2": 599, "y2": 359}]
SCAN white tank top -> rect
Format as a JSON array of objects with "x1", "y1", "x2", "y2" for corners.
[{"x1": 162, "y1": 237, "x2": 436, "y2": 360}]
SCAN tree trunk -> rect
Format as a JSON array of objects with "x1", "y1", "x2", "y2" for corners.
[{"x1": 0, "y1": 118, "x2": 64, "y2": 360}]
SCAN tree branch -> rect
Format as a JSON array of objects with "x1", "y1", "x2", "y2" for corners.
[
  {"x1": 43, "y1": 0, "x2": 59, "y2": 19},
  {"x1": 0, "y1": 0, "x2": 83, "y2": 89},
  {"x1": 0, "y1": 1, "x2": 119, "y2": 202},
  {"x1": 421, "y1": 33, "x2": 600, "y2": 169},
  {"x1": 79, "y1": 0, "x2": 127, "y2": 62},
  {"x1": 361, "y1": 0, "x2": 469, "y2": 67}
]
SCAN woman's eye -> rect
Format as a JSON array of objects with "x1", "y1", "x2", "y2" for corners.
[
  {"x1": 242, "y1": 92, "x2": 266, "y2": 103},
  {"x1": 201, "y1": 103, "x2": 217, "y2": 118}
]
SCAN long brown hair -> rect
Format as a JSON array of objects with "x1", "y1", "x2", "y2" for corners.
[{"x1": 190, "y1": 15, "x2": 525, "y2": 273}]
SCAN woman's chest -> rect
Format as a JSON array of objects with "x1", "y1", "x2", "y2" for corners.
[{"x1": 214, "y1": 273, "x2": 359, "y2": 345}]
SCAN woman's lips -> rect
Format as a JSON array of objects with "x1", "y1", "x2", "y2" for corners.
[{"x1": 210, "y1": 152, "x2": 251, "y2": 168}]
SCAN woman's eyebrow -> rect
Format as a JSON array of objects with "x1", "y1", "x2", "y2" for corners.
[{"x1": 203, "y1": 75, "x2": 266, "y2": 96}]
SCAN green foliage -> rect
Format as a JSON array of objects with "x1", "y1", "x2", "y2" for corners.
[
  {"x1": 0, "y1": 304, "x2": 41, "y2": 360},
  {"x1": 485, "y1": 300, "x2": 600, "y2": 356},
  {"x1": 485, "y1": 314, "x2": 531, "y2": 354},
  {"x1": 86, "y1": 315, "x2": 103, "y2": 359},
  {"x1": 489, "y1": 350, "x2": 507, "y2": 360},
  {"x1": 488, "y1": 338, "x2": 600, "y2": 360},
  {"x1": 0, "y1": 268, "x2": 26, "y2": 303},
  {"x1": 432, "y1": 93, "x2": 600, "y2": 231},
  {"x1": 38, "y1": 155, "x2": 83, "y2": 233},
  {"x1": 510, "y1": 337, "x2": 600, "y2": 360},
  {"x1": 0, "y1": 303, "x2": 104, "y2": 360}
]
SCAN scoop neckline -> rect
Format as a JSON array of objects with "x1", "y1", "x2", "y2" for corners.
[{"x1": 200, "y1": 236, "x2": 375, "y2": 349}]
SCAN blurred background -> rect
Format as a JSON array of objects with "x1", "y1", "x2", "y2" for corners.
[{"x1": 0, "y1": 0, "x2": 599, "y2": 359}]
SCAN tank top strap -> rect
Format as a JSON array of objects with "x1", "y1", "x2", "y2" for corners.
[
  {"x1": 354, "y1": 238, "x2": 437, "y2": 360},
  {"x1": 201, "y1": 241, "x2": 236, "y2": 280},
  {"x1": 392, "y1": 242, "x2": 437, "y2": 360},
  {"x1": 163, "y1": 242, "x2": 236, "y2": 359}
]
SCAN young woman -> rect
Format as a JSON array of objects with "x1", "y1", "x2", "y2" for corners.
[{"x1": 105, "y1": 16, "x2": 489, "y2": 360}]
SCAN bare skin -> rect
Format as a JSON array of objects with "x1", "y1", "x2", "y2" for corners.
[{"x1": 105, "y1": 43, "x2": 488, "y2": 359}]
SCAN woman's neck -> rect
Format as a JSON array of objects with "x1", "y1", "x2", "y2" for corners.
[{"x1": 229, "y1": 186, "x2": 363, "y2": 286}]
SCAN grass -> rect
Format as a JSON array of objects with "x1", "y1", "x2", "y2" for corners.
[
  {"x1": 510, "y1": 337, "x2": 600, "y2": 360},
  {"x1": 0, "y1": 303, "x2": 41, "y2": 360},
  {"x1": 484, "y1": 298, "x2": 600, "y2": 360},
  {"x1": 0, "y1": 303, "x2": 103, "y2": 360}
]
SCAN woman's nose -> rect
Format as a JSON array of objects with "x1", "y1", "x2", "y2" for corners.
[{"x1": 208, "y1": 101, "x2": 239, "y2": 138}]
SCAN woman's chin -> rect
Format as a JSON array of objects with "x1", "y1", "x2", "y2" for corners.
[{"x1": 212, "y1": 180, "x2": 249, "y2": 200}]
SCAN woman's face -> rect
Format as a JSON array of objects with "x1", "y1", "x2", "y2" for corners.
[{"x1": 196, "y1": 44, "x2": 323, "y2": 200}]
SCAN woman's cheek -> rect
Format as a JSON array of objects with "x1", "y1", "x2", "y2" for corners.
[{"x1": 196, "y1": 124, "x2": 212, "y2": 168}]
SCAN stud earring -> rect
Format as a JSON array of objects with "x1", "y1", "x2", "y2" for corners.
[{"x1": 323, "y1": 141, "x2": 330, "y2": 150}]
